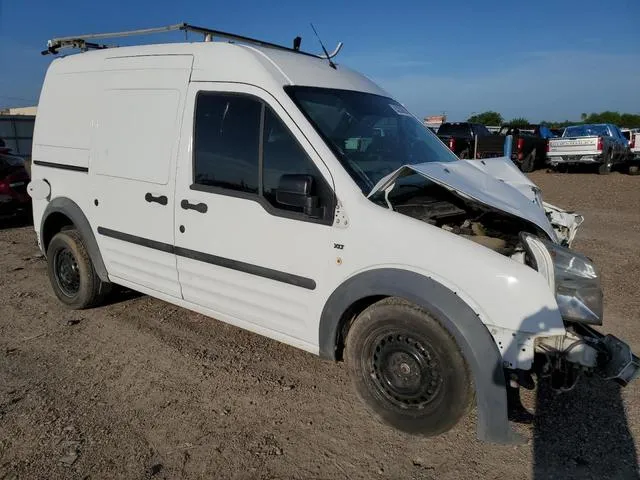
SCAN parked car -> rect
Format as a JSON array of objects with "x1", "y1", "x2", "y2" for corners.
[
  {"x1": 29, "y1": 24, "x2": 639, "y2": 444},
  {"x1": 547, "y1": 123, "x2": 630, "y2": 174},
  {"x1": 437, "y1": 122, "x2": 505, "y2": 159},
  {"x1": 0, "y1": 115, "x2": 36, "y2": 162},
  {"x1": 497, "y1": 124, "x2": 553, "y2": 172},
  {"x1": 621, "y1": 128, "x2": 640, "y2": 153},
  {"x1": 629, "y1": 131, "x2": 640, "y2": 158},
  {"x1": 0, "y1": 139, "x2": 31, "y2": 220},
  {"x1": 627, "y1": 131, "x2": 640, "y2": 175}
]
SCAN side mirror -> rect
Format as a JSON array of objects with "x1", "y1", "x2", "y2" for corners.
[{"x1": 276, "y1": 174, "x2": 322, "y2": 218}]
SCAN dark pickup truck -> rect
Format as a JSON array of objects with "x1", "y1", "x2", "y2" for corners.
[
  {"x1": 497, "y1": 124, "x2": 554, "y2": 172},
  {"x1": 437, "y1": 122, "x2": 505, "y2": 161}
]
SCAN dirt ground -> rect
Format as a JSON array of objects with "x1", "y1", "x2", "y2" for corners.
[{"x1": 1, "y1": 171, "x2": 639, "y2": 480}]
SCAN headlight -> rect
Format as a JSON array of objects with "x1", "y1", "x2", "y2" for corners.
[{"x1": 521, "y1": 233, "x2": 603, "y2": 325}]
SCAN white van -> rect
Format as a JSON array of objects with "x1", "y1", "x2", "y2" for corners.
[{"x1": 28, "y1": 24, "x2": 638, "y2": 444}]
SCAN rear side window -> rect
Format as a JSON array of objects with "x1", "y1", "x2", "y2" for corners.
[{"x1": 194, "y1": 94, "x2": 261, "y2": 194}]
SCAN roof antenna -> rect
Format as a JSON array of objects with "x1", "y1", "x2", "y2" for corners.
[
  {"x1": 310, "y1": 23, "x2": 336, "y2": 69},
  {"x1": 293, "y1": 36, "x2": 301, "y2": 51}
]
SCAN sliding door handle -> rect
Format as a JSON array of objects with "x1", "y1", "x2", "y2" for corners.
[
  {"x1": 181, "y1": 199, "x2": 208, "y2": 213},
  {"x1": 145, "y1": 193, "x2": 168, "y2": 205}
]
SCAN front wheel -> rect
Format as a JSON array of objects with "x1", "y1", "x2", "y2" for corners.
[
  {"x1": 47, "y1": 230, "x2": 111, "y2": 309},
  {"x1": 345, "y1": 298, "x2": 473, "y2": 436}
]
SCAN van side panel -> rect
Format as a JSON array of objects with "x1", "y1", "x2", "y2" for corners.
[
  {"x1": 33, "y1": 66, "x2": 99, "y2": 161},
  {"x1": 31, "y1": 62, "x2": 102, "y2": 248},
  {"x1": 94, "y1": 89, "x2": 180, "y2": 184},
  {"x1": 89, "y1": 55, "x2": 193, "y2": 297}
]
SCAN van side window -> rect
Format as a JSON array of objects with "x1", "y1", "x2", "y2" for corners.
[
  {"x1": 193, "y1": 93, "x2": 261, "y2": 194},
  {"x1": 262, "y1": 109, "x2": 326, "y2": 212}
]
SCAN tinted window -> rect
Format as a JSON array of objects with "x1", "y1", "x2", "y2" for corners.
[
  {"x1": 478, "y1": 125, "x2": 492, "y2": 136},
  {"x1": 263, "y1": 109, "x2": 324, "y2": 211},
  {"x1": 437, "y1": 123, "x2": 472, "y2": 137},
  {"x1": 564, "y1": 125, "x2": 610, "y2": 137},
  {"x1": 194, "y1": 94, "x2": 261, "y2": 194}
]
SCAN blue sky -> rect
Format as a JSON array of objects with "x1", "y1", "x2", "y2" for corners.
[{"x1": 1, "y1": 0, "x2": 638, "y2": 122}]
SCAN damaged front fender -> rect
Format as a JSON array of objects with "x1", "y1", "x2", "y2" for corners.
[{"x1": 543, "y1": 202, "x2": 584, "y2": 248}]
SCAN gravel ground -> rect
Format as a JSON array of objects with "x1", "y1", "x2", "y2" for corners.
[{"x1": 1, "y1": 171, "x2": 639, "y2": 480}]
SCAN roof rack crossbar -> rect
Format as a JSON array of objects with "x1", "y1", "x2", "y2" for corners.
[{"x1": 42, "y1": 22, "x2": 343, "y2": 60}]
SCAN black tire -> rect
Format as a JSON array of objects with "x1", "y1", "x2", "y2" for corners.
[
  {"x1": 628, "y1": 164, "x2": 639, "y2": 176},
  {"x1": 46, "y1": 229, "x2": 111, "y2": 309},
  {"x1": 345, "y1": 298, "x2": 473, "y2": 436},
  {"x1": 458, "y1": 149, "x2": 470, "y2": 159},
  {"x1": 520, "y1": 149, "x2": 536, "y2": 173},
  {"x1": 598, "y1": 152, "x2": 613, "y2": 175}
]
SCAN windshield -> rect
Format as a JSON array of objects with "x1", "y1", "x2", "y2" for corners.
[
  {"x1": 564, "y1": 124, "x2": 610, "y2": 137},
  {"x1": 285, "y1": 86, "x2": 457, "y2": 192}
]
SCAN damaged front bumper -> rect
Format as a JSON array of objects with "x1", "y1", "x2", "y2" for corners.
[
  {"x1": 537, "y1": 324, "x2": 640, "y2": 390},
  {"x1": 574, "y1": 324, "x2": 640, "y2": 386}
]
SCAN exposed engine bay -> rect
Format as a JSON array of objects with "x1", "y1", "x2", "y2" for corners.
[{"x1": 372, "y1": 180, "x2": 544, "y2": 257}]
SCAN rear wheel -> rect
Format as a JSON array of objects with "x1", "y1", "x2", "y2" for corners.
[
  {"x1": 598, "y1": 151, "x2": 613, "y2": 175},
  {"x1": 345, "y1": 298, "x2": 473, "y2": 436},
  {"x1": 520, "y1": 149, "x2": 536, "y2": 173},
  {"x1": 627, "y1": 164, "x2": 639, "y2": 176},
  {"x1": 47, "y1": 230, "x2": 111, "y2": 309}
]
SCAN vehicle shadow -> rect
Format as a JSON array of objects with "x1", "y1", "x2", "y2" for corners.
[
  {"x1": 102, "y1": 287, "x2": 144, "y2": 307},
  {"x1": 546, "y1": 163, "x2": 631, "y2": 175},
  {"x1": 500, "y1": 305, "x2": 638, "y2": 478},
  {"x1": 532, "y1": 374, "x2": 639, "y2": 479}
]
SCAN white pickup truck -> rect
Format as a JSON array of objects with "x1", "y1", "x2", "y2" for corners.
[
  {"x1": 547, "y1": 123, "x2": 629, "y2": 174},
  {"x1": 622, "y1": 128, "x2": 640, "y2": 159}
]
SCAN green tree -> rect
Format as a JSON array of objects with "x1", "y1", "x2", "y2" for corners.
[
  {"x1": 620, "y1": 113, "x2": 640, "y2": 128},
  {"x1": 507, "y1": 117, "x2": 530, "y2": 126},
  {"x1": 541, "y1": 119, "x2": 578, "y2": 128},
  {"x1": 584, "y1": 111, "x2": 622, "y2": 125},
  {"x1": 467, "y1": 111, "x2": 503, "y2": 125}
]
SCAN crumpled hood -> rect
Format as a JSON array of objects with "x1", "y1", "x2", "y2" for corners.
[{"x1": 368, "y1": 157, "x2": 558, "y2": 241}]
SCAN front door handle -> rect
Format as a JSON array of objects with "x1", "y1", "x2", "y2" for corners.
[
  {"x1": 181, "y1": 199, "x2": 208, "y2": 214},
  {"x1": 145, "y1": 193, "x2": 168, "y2": 205}
]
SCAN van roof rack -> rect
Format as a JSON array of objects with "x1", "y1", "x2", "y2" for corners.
[{"x1": 42, "y1": 22, "x2": 343, "y2": 60}]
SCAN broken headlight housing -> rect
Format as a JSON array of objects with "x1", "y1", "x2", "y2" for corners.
[{"x1": 521, "y1": 233, "x2": 603, "y2": 325}]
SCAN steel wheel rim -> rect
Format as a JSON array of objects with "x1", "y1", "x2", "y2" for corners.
[
  {"x1": 54, "y1": 247, "x2": 80, "y2": 297},
  {"x1": 370, "y1": 332, "x2": 443, "y2": 409}
]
